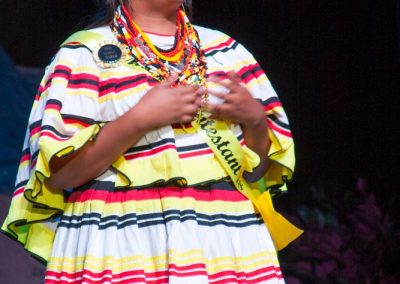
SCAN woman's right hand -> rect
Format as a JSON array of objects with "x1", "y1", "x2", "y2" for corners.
[
  {"x1": 134, "y1": 75, "x2": 202, "y2": 130},
  {"x1": 47, "y1": 76, "x2": 201, "y2": 190}
]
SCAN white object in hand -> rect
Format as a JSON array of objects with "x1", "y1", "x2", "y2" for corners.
[{"x1": 207, "y1": 83, "x2": 228, "y2": 105}]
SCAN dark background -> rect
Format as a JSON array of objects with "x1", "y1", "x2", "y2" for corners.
[
  {"x1": 0, "y1": 0, "x2": 399, "y2": 282},
  {"x1": 1, "y1": 0, "x2": 399, "y2": 197}
]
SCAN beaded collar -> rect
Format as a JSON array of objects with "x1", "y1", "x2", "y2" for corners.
[{"x1": 111, "y1": 4, "x2": 207, "y2": 89}]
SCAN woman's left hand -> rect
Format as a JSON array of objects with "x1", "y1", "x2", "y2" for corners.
[
  {"x1": 206, "y1": 71, "x2": 271, "y2": 181},
  {"x1": 206, "y1": 71, "x2": 265, "y2": 127}
]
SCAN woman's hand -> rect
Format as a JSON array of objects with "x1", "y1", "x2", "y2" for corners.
[
  {"x1": 134, "y1": 75, "x2": 202, "y2": 130},
  {"x1": 207, "y1": 71, "x2": 271, "y2": 181},
  {"x1": 206, "y1": 71, "x2": 265, "y2": 127},
  {"x1": 47, "y1": 75, "x2": 202, "y2": 190}
]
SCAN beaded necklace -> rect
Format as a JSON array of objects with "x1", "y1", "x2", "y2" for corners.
[{"x1": 112, "y1": 4, "x2": 207, "y2": 90}]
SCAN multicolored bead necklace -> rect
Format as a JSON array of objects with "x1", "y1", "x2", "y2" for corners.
[{"x1": 111, "y1": 4, "x2": 207, "y2": 91}]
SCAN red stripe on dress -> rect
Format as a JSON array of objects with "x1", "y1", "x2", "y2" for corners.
[
  {"x1": 30, "y1": 126, "x2": 41, "y2": 137},
  {"x1": 45, "y1": 103, "x2": 62, "y2": 112},
  {"x1": 62, "y1": 118, "x2": 91, "y2": 127},
  {"x1": 52, "y1": 65, "x2": 72, "y2": 79},
  {"x1": 178, "y1": 137, "x2": 244, "y2": 159},
  {"x1": 41, "y1": 64, "x2": 73, "y2": 93},
  {"x1": 35, "y1": 86, "x2": 45, "y2": 102},
  {"x1": 237, "y1": 63, "x2": 264, "y2": 84},
  {"x1": 40, "y1": 131, "x2": 70, "y2": 141},
  {"x1": 208, "y1": 266, "x2": 283, "y2": 283},
  {"x1": 207, "y1": 63, "x2": 263, "y2": 85},
  {"x1": 243, "y1": 266, "x2": 281, "y2": 278},
  {"x1": 178, "y1": 148, "x2": 214, "y2": 159},
  {"x1": 242, "y1": 70, "x2": 264, "y2": 85},
  {"x1": 30, "y1": 158, "x2": 37, "y2": 169},
  {"x1": 267, "y1": 120, "x2": 292, "y2": 138},
  {"x1": 41, "y1": 65, "x2": 72, "y2": 92},
  {"x1": 45, "y1": 265, "x2": 282, "y2": 284},
  {"x1": 45, "y1": 266, "x2": 205, "y2": 283},
  {"x1": 207, "y1": 71, "x2": 229, "y2": 79},
  {"x1": 264, "y1": 102, "x2": 282, "y2": 111},
  {"x1": 204, "y1": 37, "x2": 235, "y2": 53},
  {"x1": 67, "y1": 187, "x2": 247, "y2": 204},
  {"x1": 20, "y1": 153, "x2": 30, "y2": 164},
  {"x1": 69, "y1": 73, "x2": 99, "y2": 82},
  {"x1": 13, "y1": 187, "x2": 25, "y2": 197},
  {"x1": 40, "y1": 84, "x2": 52, "y2": 95},
  {"x1": 67, "y1": 82, "x2": 98, "y2": 91},
  {"x1": 54, "y1": 65, "x2": 72, "y2": 73},
  {"x1": 124, "y1": 144, "x2": 177, "y2": 160},
  {"x1": 167, "y1": 263, "x2": 208, "y2": 278},
  {"x1": 209, "y1": 266, "x2": 280, "y2": 279},
  {"x1": 45, "y1": 269, "x2": 147, "y2": 284},
  {"x1": 46, "y1": 268, "x2": 169, "y2": 284},
  {"x1": 99, "y1": 76, "x2": 149, "y2": 97}
]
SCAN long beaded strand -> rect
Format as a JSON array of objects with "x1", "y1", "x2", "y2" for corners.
[
  {"x1": 112, "y1": 4, "x2": 207, "y2": 87},
  {"x1": 112, "y1": 4, "x2": 208, "y2": 126}
]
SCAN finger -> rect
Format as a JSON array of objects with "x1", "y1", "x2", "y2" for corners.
[
  {"x1": 157, "y1": 73, "x2": 178, "y2": 88},
  {"x1": 181, "y1": 92, "x2": 199, "y2": 104},
  {"x1": 207, "y1": 102, "x2": 236, "y2": 114},
  {"x1": 182, "y1": 105, "x2": 200, "y2": 122},
  {"x1": 207, "y1": 75, "x2": 229, "y2": 86},
  {"x1": 227, "y1": 71, "x2": 242, "y2": 83},
  {"x1": 206, "y1": 104, "x2": 234, "y2": 122},
  {"x1": 195, "y1": 85, "x2": 207, "y2": 97},
  {"x1": 181, "y1": 115, "x2": 196, "y2": 123},
  {"x1": 183, "y1": 103, "x2": 199, "y2": 114},
  {"x1": 177, "y1": 84, "x2": 200, "y2": 95},
  {"x1": 205, "y1": 103, "x2": 224, "y2": 114},
  {"x1": 208, "y1": 114, "x2": 223, "y2": 121},
  {"x1": 208, "y1": 114, "x2": 237, "y2": 124},
  {"x1": 208, "y1": 72, "x2": 240, "y2": 84},
  {"x1": 194, "y1": 96, "x2": 202, "y2": 107},
  {"x1": 207, "y1": 75, "x2": 222, "y2": 83}
]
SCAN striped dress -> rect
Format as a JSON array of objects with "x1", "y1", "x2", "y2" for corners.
[{"x1": 2, "y1": 25, "x2": 295, "y2": 283}]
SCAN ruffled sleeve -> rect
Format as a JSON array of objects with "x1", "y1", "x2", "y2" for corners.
[
  {"x1": 233, "y1": 41, "x2": 295, "y2": 195},
  {"x1": 1, "y1": 46, "x2": 103, "y2": 261}
]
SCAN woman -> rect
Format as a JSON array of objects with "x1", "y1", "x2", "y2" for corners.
[{"x1": 2, "y1": 0, "x2": 301, "y2": 283}]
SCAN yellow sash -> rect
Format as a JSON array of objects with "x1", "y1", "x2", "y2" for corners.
[{"x1": 194, "y1": 116, "x2": 303, "y2": 250}]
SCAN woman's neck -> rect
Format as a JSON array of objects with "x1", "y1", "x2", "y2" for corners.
[{"x1": 128, "y1": 2, "x2": 179, "y2": 35}]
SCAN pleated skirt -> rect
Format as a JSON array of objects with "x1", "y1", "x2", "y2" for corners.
[{"x1": 44, "y1": 181, "x2": 284, "y2": 284}]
